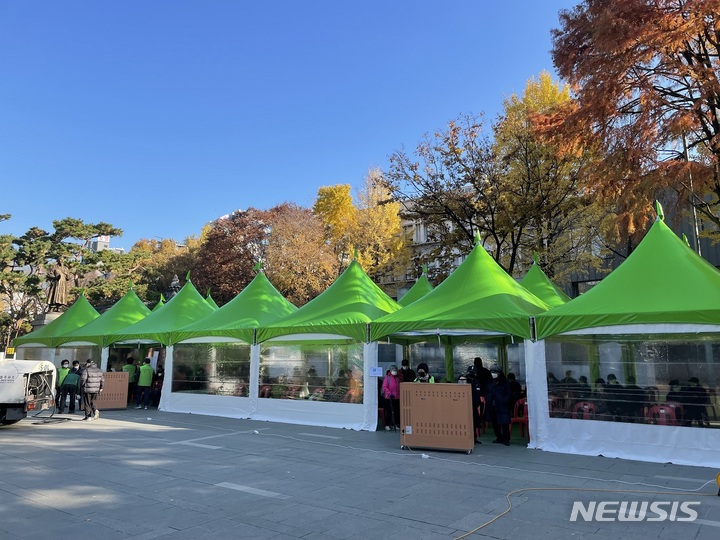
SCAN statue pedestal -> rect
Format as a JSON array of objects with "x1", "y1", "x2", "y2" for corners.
[{"x1": 31, "y1": 312, "x2": 63, "y2": 330}]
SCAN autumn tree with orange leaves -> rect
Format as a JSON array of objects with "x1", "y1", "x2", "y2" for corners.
[{"x1": 550, "y1": 0, "x2": 720, "y2": 240}]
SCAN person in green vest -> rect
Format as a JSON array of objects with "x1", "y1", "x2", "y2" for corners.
[
  {"x1": 134, "y1": 358, "x2": 155, "y2": 410},
  {"x1": 55, "y1": 359, "x2": 70, "y2": 411},
  {"x1": 58, "y1": 365, "x2": 81, "y2": 414},
  {"x1": 122, "y1": 358, "x2": 138, "y2": 405}
]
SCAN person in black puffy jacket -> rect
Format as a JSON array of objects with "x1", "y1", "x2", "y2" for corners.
[
  {"x1": 80, "y1": 359, "x2": 104, "y2": 421},
  {"x1": 485, "y1": 365, "x2": 512, "y2": 446}
]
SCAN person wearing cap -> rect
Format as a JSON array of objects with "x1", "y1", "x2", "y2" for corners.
[
  {"x1": 398, "y1": 359, "x2": 415, "y2": 383},
  {"x1": 485, "y1": 365, "x2": 511, "y2": 445},
  {"x1": 414, "y1": 363, "x2": 435, "y2": 383},
  {"x1": 381, "y1": 365, "x2": 401, "y2": 430},
  {"x1": 80, "y1": 359, "x2": 104, "y2": 421}
]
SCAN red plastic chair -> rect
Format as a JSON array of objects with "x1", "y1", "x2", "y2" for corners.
[
  {"x1": 511, "y1": 397, "x2": 529, "y2": 439},
  {"x1": 572, "y1": 401, "x2": 596, "y2": 420},
  {"x1": 663, "y1": 401, "x2": 684, "y2": 422},
  {"x1": 548, "y1": 396, "x2": 560, "y2": 417},
  {"x1": 646, "y1": 404, "x2": 677, "y2": 426}
]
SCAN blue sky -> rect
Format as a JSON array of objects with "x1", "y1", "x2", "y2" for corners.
[{"x1": 0, "y1": 1, "x2": 576, "y2": 251}]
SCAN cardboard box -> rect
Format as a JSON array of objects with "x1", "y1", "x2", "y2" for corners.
[
  {"x1": 95, "y1": 371, "x2": 129, "y2": 410},
  {"x1": 399, "y1": 382, "x2": 474, "y2": 453}
]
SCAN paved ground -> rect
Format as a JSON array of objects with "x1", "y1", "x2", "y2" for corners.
[{"x1": 1, "y1": 408, "x2": 718, "y2": 539}]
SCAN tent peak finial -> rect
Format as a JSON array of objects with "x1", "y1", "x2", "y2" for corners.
[
  {"x1": 654, "y1": 200, "x2": 665, "y2": 221},
  {"x1": 533, "y1": 251, "x2": 540, "y2": 265},
  {"x1": 473, "y1": 232, "x2": 481, "y2": 246}
]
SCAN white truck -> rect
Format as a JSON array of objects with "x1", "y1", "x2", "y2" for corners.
[{"x1": 0, "y1": 359, "x2": 56, "y2": 425}]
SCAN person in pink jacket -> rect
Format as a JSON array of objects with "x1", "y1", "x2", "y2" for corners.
[{"x1": 381, "y1": 365, "x2": 401, "y2": 431}]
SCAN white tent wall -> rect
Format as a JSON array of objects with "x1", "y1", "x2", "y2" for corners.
[
  {"x1": 253, "y1": 340, "x2": 378, "y2": 431},
  {"x1": 159, "y1": 340, "x2": 378, "y2": 430},
  {"x1": 16, "y1": 346, "x2": 56, "y2": 364},
  {"x1": 100, "y1": 347, "x2": 109, "y2": 371},
  {"x1": 542, "y1": 415, "x2": 720, "y2": 468},
  {"x1": 524, "y1": 339, "x2": 549, "y2": 450},
  {"x1": 529, "y1": 325, "x2": 720, "y2": 468},
  {"x1": 363, "y1": 341, "x2": 379, "y2": 430},
  {"x1": 249, "y1": 343, "x2": 260, "y2": 415},
  {"x1": 158, "y1": 344, "x2": 254, "y2": 418}
]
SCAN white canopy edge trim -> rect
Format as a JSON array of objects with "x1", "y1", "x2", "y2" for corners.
[
  {"x1": 554, "y1": 323, "x2": 720, "y2": 336},
  {"x1": 175, "y1": 336, "x2": 247, "y2": 344},
  {"x1": 387, "y1": 329, "x2": 507, "y2": 337},
  {"x1": 264, "y1": 333, "x2": 355, "y2": 342}
]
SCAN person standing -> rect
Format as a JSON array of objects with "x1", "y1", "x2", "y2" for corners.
[
  {"x1": 485, "y1": 365, "x2": 512, "y2": 446},
  {"x1": 55, "y1": 359, "x2": 70, "y2": 410},
  {"x1": 80, "y1": 359, "x2": 104, "y2": 421},
  {"x1": 466, "y1": 365, "x2": 484, "y2": 444},
  {"x1": 398, "y1": 359, "x2": 415, "y2": 383},
  {"x1": 122, "y1": 357, "x2": 138, "y2": 405},
  {"x1": 73, "y1": 360, "x2": 85, "y2": 411},
  {"x1": 414, "y1": 363, "x2": 435, "y2": 383},
  {"x1": 381, "y1": 365, "x2": 401, "y2": 431},
  {"x1": 135, "y1": 358, "x2": 155, "y2": 410},
  {"x1": 58, "y1": 365, "x2": 81, "y2": 414},
  {"x1": 474, "y1": 357, "x2": 493, "y2": 397}
]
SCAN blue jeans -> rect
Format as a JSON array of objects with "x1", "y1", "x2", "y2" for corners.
[{"x1": 135, "y1": 385, "x2": 151, "y2": 407}]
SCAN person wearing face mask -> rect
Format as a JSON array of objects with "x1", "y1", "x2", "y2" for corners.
[
  {"x1": 381, "y1": 365, "x2": 401, "y2": 431},
  {"x1": 485, "y1": 365, "x2": 512, "y2": 445},
  {"x1": 58, "y1": 363, "x2": 81, "y2": 414},
  {"x1": 55, "y1": 359, "x2": 70, "y2": 410},
  {"x1": 398, "y1": 359, "x2": 415, "y2": 383},
  {"x1": 414, "y1": 363, "x2": 435, "y2": 383}
]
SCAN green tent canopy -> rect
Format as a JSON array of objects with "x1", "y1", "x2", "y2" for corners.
[
  {"x1": 13, "y1": 294, "x2": 100, "y2": 348},
  {"x1": 398, "y1": 271, "x2": 434, "y2": 307},
  {"x1": 205, "y1": 292, "x2": 220, "y2": 310},
  {"x1": 519, "y1": 261, "x2": 571, "y2": 308},
  {"x1": 152, "y1": 295, "x2": 165, "y2": 311},
  {"x1": 174, "y1": 272, "x2": 298, "y2": 344},
  {"x1": 257, "y1": 260, "x2": 401, "y2": 343},
  {"x1": 370, "y1": 242, "x2": 550, "y2": 341},
  {"x1": 107, "y1": 280, "x2": 215, "y2": 346},
  {"x1": 535, "y1": 216, "x2": 720, "y2": 339},
  {"x1": 56, "y1": 288, "x2": 152, "y2": 347}
]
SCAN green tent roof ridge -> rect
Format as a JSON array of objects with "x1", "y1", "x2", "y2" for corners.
[
  {"x1": 370, "y1": 242, "x2": 550, "y2": 341},
  {"x1": 535, "y1": 217, "x2": 720, "y2": 339},
  {"x1": 174, "y1": 272, "x2": 297, "y2": 344},
  {"x1": 56, "y1": 288, "x2": 151, "y2": 347},
  {"x1": 398, "y1": 272, "x2": 434, "y2": 307},
  {"x1": 258, "y1": 260, "x2": 401, "y2": 342},
  {"x1": 13, "y1": 294, "x2": 100, "y2": 348},
  {"x1": 519, "y1": 262, "x2": 571, "y2": 308},
  {"x1": 107, "y1": 279, "x2": 215, "y2": 345},
  {"x1": 205, "y1": 291, "x2": 220, "y2": 310}
]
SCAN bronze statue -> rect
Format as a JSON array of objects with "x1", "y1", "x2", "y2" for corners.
[{"x1": 46, "y1": 262, "x2": 69, "y2": 312}]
